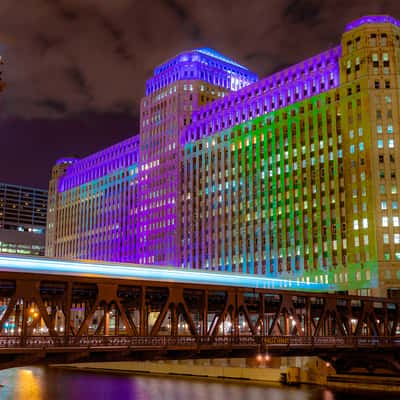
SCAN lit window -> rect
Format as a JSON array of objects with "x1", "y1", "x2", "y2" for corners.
[
  {"x1": 393, "y1": 201, "x2": 398, "y2": 210},
  {"x1": 393, "y1": 216, "x2": 399, "y2": 227},
  {"x1": 396, "y1": 253, "x2": 400, "y2": 260},
  {"x1": 354, "y1": 236, "x2": 359, "y2": 247},
  {"x1": 358, "y1": 127, "x2": 363, "y2": 136},
  {"x1": 392, "y1": 186, "x2": 398, "y2": 194},
  {"x1": 382, "y1": 216, "x2": 389, "y2": 227},
  {"x1": 350, "y1": 145, "x2": 355, "y2": 154},
  {"x1": 362, "y1": 218, "x2": 368, "y2": 229},
  {"x1": 354, "y1": 220, "x2": 359, "y2": 230},
  {"x1": 395, "y1": 234, "x2": 400, "y2": 244},
  {"x1": 349, "y1": 129, "x2": 354, "y2": 138},
  {"x1": 388, "y1": 124, "x2": 393, "y2": 133},
  {"x1": 364, "y1": 235, "x2": 369, "y2": 245},
  {"x1": 381, "y1": 200, "x2": 387, "y2": 210},
  {"x1": 377, "y1": 125, "x2": 383, "y2": 134},
  {"x1": 384, "y1": 234, "x2": 389, "y2": 244},
  {"x1": 377, "y1": 140, "x2": 384, "y2": 149},
  {"x1": 359, "y1": 142, "x2": 364, "y2": 151}
]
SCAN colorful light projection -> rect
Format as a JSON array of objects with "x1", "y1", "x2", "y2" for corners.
[
  {"x1": 182, "y1": 46, "x2": 341, "y2": 145},
  {"x1": 58, "y1": 135, "x2": 139, "y2": 192}
]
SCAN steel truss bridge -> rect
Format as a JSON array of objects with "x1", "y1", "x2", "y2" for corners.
[{"x1": 0, "y1": 255, "x2": 399, "y2": 373}]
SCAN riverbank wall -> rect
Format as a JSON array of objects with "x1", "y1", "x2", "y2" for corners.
[{"x1": 52, "y1": 357, "x2": 400, "y2": 392}]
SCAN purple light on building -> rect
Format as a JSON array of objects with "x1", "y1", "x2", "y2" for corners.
[
  {"x1": 345, "y1": 15, "x2": 400, "y2": 31},
  {"x1": 138, "y1": 48, "x2": 258, "y2": 266},
  {"x1": 145, "y1": 48, "x2": 258, "y2": 95},
  {"x1": 52, "y1": 136, "x2": 140, "y2": 262},
  {"x1": 182, "y1": 46, "x2": 341, "y2": 145}
]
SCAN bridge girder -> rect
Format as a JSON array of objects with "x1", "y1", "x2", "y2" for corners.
[{"x1": 0, "y1": 270, "x2": 398, "y2": 371}]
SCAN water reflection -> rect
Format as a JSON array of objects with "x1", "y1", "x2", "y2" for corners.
[
  {"x1": 0, "y1": 366, "x2": 393, "y2": 400},
  {"x1": 0, "y1": 368, "x2": 42, "y2": 400}
]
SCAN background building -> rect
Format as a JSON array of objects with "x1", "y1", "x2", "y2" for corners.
[
  {"x1": 0, "y1": 183, "x2": 47, "y2": 256},
  {"x1": 47, "y1": 15, "x2": 400, "y2": 296}
]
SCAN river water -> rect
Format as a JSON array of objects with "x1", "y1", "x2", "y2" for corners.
[{"x1": 0, "y1": 366, "x2": 397, "y2": 400}]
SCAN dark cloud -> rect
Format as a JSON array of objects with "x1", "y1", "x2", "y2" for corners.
[
  {"x1": 1, "y1": 0, "x2": 400, "y2": 187},
  {"x1": 67, "y1": 66, "x2": 89, "y2": 94},
  {"x1": 284, "y1": 0, "x2": 322, "y2": 24},
  {"x1": 2, "y1": 0, "x2": 400, "y2": 120},
  {"x1": 39, "y1": 99, "x2": 67, "y2": 114}
]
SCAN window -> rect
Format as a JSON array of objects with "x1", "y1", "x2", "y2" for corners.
[
  {"x1": 362, "y1": 218, "x2": 368, "y2": 229},
  {"x1": 359, "y1": 142, "x2": 364, "y2": 151},
  {"x1": 381, "y1": 200, "x2": 387, "y2": 210},
  {"x1": 388, "y1": 125, "x2": 393, "y2": 134},
  {"x1": 393, "y1": 201, "x2": 398, "y2": 210},
  {"x1": 382, "y1": 216, "x2": 389, "y2": 227},
  {"x1": 395, "y1": 234, "x2": 400, "y2": 244},
  {"x1": 384, "y1": 234, "x2": 389, "y2": 244},
  {"x1": 393, "y1": 216, "x2": 399, "y2": 227},
  {"x1": 377, "y1": 125, "x2": 383, "y2": 134},
  {"x1": 389, "y1": 139, "x2": 395, "y2": 148},
  {"x1": 350, "y1": 144, "x2": 355, "y2": 153},
  {"x1": 392, "y1": 186, "x2": 398, "y2": 194},
  {"x1": 354, "y1": 220, "x2": 359, "y2": 230},
  {"x1": 378, "y1": 140, "x2": 384, "y2": 149}
]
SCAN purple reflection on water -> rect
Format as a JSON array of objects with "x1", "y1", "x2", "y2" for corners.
[{"x1": 0, "y1": 367, "x2": 396, "y2": 400}]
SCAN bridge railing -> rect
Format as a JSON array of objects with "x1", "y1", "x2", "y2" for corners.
[{"x1": 0, "y1": 335, "x2": 398, "y2": 350}]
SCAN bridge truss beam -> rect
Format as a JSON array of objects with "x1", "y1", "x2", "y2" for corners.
[{"x1": 0, "y1": 271, "x2": 398, "y2": 372}]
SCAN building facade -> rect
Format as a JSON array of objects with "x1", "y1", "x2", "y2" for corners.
[
  {"x1": 0, "y1": 183, "x2": 47, "y2": 256},
  {"x1": 47, "y1": 15, "x2": 400, "y2": 296},
  {"x1": 46, "y1": 136, "x2": 139, "y2": 261},
  {"x1": 137, "y1": 48, "x2": 257, "y2": 265}
]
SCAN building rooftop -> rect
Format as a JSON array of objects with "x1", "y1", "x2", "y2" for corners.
[
  {"x1": 147, "y1": 47, "x2": 258, "y2": 95},
  {"x1": 345, "y1": 15, "x2": 400, "y2": 31}
]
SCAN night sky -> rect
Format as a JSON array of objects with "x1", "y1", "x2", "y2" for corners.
[{"x1": 1, "y1": 0, "x2": 400, "y2": 189}]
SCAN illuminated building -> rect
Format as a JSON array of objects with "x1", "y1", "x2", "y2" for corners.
[
  {"x1": 48, "y1": 16, "x2": 400, "y2": 296},
  {"x1": 0, "y1": 183, "x2": 47, "y2": 256},
  {"x1": 46, "y1": 136, "x2": 139, "y2": 261},
  {"x1": 138, "y1": 48, "x2": 257, "y2": 265}
]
